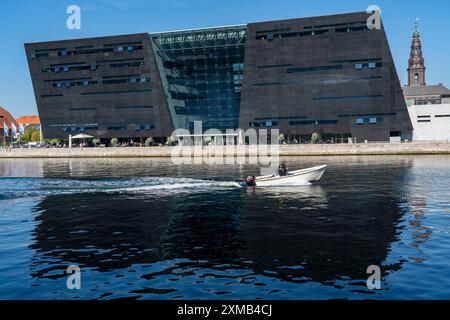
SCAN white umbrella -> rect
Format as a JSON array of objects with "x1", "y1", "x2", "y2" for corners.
[
  {"x1": 71, "y1": 133, "x2": 94, "y2": 139},
  {"x1": 69, "y1": 133, "x2": 94, "y2": 148}
]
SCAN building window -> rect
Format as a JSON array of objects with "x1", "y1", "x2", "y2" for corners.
[
  {"x1": 102, "y1": 77, "x2": 150, "y2": 85},
  {"x1": 249, "y1": 121, "x2": 278, "y2": 127},
  {"x1": 313, "y1": 94, "x2": 383, "y2": 101},
  {"x1": 81, "y1": 89, "x2": 152, "y2": 95},
  {"x1": 42, "y1": 64, "x2": 98, "y2": 73},
  {"x1": 356, "y1": 117, "x2": 383, "y2": 125},
  {"x1": 32, "y1": 52, "x2": 49, "y2": 58},
  {"x1": 415, "y1": 98, "x2": 441, "y2": 105},
  {"x1": 63, "y1": 126, "x2": 98, "y2": 132},
  {"x1": 135, "y1": 124, "x2": 155, "y2": 131},
  {"x1": 232, "y1": 63, "x2": 244, "y2": 72},
  {"x1": 287, "y1": 65, "x2": 343, "y2": 73},
  {"x1": 52, "y1": 80, "x2": 98, "y2": 88},
  {"x1": 107, "y1": 125, "x2": 127, "y2": 131},
  {"x1": 289, "y1": 119, "x2": 338, "y2": 126},
  {"x1": 355, "y1": 62, "x2": 381, "y2": 70},
  {"x1": 115, "y1": 105, "x2": 153, "y2": 110},
  {"x1": 69, "y1": 107, "x2": 96, "y2": 111},
  {"x1": 110, "y1": 61, "x2": 144, "y2": 68}
]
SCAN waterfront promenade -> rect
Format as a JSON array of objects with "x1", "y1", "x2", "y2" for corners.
[{"x1": 1, "y1": 142, "x2": 450, "y2": 158}]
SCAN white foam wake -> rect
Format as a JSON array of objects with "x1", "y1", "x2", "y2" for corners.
[
  {"x1": 115, "y1": 178, "x2": 241, "y2": 193},
  {"x1": 0, "y1": 177, "x2": 242, "y2": 200}
]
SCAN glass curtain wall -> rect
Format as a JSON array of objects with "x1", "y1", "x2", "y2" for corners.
[{"x1": 151, "y1": 26, "x2": 247, "y2": 132}]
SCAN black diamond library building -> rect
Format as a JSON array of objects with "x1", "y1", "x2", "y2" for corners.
[{"x1": 25, "y1": 12, "x2": 413, "y2": 143}]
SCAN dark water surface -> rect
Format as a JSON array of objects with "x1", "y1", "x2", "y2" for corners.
[{"x1": 0, "y1": 156, "x2": 449, "y2": 299}]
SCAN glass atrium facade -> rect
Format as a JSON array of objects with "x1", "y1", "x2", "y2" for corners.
[{"x1": 151, "y1": 26, "x2": 247, "y2": 132}]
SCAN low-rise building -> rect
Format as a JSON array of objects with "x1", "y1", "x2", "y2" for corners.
[
  {"x1": 404, "y1": 84, "x2": 450, "y2": 106},
  {"x1": 0, "y1": 106, "x2": 19, "y2": 142},
  {"x1": 16, "y1": 115, "x2": 41, "y2": 131},
  {"x1": 407, "y1": 103, "x2": 450, "y2": 141}
]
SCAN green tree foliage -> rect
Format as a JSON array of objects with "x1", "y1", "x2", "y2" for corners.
[
  {"x1": 110, "y1": 138, "x2": 119, "y2": 147},
  {"x1": 31, "y1": 130, "x2": 41, "y2": 142},
  {"x1": 20, "y1": 128, "x2": 41, "y2": 143},
  {"x1": 92, "y1": 138, "x2": 101, "y2": 146},
  {"x1": 49, "y1": 139, "x2": 60, "y2": 145},
  {"x1": 311, "y1": 132, "x2": 320, "y2": 144}
]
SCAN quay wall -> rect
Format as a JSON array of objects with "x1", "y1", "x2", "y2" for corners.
[{"x1": 1, "y1": 142, "x2": 450, "y2": 158}]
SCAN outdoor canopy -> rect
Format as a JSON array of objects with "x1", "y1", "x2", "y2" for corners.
[
  {"x1": 69, "y1": 133, "x2": 94, "y2": 148},
  {"x1": 70, "y1": 133, "x2": 94, "y2": 139}
]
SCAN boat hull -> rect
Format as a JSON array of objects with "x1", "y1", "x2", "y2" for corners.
[{"x1": 255, "y1": 165, "x2": 327, "y2": 187}]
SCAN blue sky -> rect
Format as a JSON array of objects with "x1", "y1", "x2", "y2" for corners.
[{"x1": 0, "y1": 0, "x2": 449, "y2": 117}]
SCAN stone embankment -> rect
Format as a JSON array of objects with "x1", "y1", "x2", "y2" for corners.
[{"x1": 1, "y1": 142, "x2": 449, "y2": 158}]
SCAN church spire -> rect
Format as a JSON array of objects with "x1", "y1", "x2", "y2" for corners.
[
  {"x1": 413, "y1": 17, "x2": 420, "y2": 36},
  {"x1": 408, "y1": 18, "x2": 426, "y2": 86}
]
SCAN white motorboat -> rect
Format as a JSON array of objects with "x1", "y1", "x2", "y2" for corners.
[{"x1": 247, "y1": 165, "x2": 327, "y2": 187}]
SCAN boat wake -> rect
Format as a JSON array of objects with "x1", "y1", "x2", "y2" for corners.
[
  {"x1": 0, "y1": 177, "x2": 242, "y2": 201},
  {"x1": 114, "y1": 178, "x2": 242, "y2": 193}
]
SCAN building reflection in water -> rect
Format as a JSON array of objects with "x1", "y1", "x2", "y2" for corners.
[
  {"x1": 29, "y1": 157, "x2": 418, "y2": 291},
  {"x1": 400, "y1": 156, "x2": 444, "y2": 263},
  {"x1": 0, "y1": 159, "x2": 44, "y2": 177}
]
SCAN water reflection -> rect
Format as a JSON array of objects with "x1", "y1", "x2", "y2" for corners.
[
  {"x1": 5, "y1": 156, "x2": 450, "y2": 298},
  {"x1": 28, "y1": 157, "x2": 414, "y2": 296},
  {"x1": 246, "y1": 185, "x2": 328, "y2": 210},
  {"x1": 0, "y1": 159, "x2": 43, "y2": 177}
]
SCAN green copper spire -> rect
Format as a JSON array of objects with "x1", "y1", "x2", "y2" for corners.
[{"x1": 414, "y1": 18, "x2": 420, "y2": 36}]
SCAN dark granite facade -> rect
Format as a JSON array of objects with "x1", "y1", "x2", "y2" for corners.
[
  {"x1": 25, "y1": 12, "x2": 412, "y2": 142},
  {"x1": 239, "y1": 12, "x2": 412, "y2": 142},
  {"x1": 25, "y1": 33, "x2": 173, "y2": 140}
]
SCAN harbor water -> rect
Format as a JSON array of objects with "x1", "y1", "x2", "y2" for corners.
[{"x1": 0, "y1": 156, "x2": 449, "y2": 299}]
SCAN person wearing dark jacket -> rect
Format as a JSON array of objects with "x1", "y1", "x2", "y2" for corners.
[{"x1": 278, "y1": 163, "x2": 288, "y2": 176}]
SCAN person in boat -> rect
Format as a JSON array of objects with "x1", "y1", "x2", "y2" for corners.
[
  {"x1": 245, "y1": 175, "x2": 256, "y2": 186},
  {"x1": 278, "y1": 162, "x2": 288, "y2": 176}
]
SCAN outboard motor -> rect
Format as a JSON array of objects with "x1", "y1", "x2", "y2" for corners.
[{"x1": 245, "y1": 175, "x2": 256, "y2": 187}]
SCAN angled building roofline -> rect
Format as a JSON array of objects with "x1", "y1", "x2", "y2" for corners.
[
  {"x1": 150, "y1": 24, "x2": 247, "y2": 36},
  {"x1": 25, "y1": 11, "x2": 372, "y2": 44}
]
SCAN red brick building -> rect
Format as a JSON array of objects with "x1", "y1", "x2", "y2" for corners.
[{"x1": 0, "y1": 106, "x2": 18, "y2": 142}]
